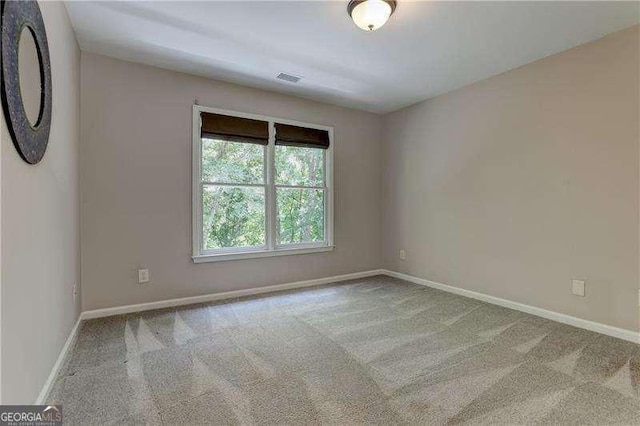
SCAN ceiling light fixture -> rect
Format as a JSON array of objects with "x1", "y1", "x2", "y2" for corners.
[{"x1": 347, "y1": 0, "x2": 397, "y2": 32}]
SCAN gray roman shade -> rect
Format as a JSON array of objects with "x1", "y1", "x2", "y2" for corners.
[
  {"x1": 274, "y1": 123, "x2": 330, "y2": 149},
  {"x1": 201, "y1": 112, "x2": 269, "y2": 145}
]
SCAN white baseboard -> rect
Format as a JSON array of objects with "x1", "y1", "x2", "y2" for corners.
[
  {"x1": 81, "y1": 267, "x2": 639, "y2": 343},
  {"x1": 382, "y1": 269, "x2": 640, "y2": 344},
  {"x1": 35, "y1": 317, "x2": 82, "y2": 404},
  {"x1": 81, "y1": 269, "x2": 386, "y2": 320}
]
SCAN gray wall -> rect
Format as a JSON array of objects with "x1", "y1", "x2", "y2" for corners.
[
  {"x1": 382, "y1": 26, "x2": 639, "y2": 332},
  {"x1": 1, "y1": 2, "x2": 81, "y2": 403},
  {"x1": 80, "y1": 53, "x2": 384, "y2": 310}
]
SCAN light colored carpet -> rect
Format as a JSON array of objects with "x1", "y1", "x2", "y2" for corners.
[{"x1": 48, "y1": 275, "x2": 640, "y2": 425}]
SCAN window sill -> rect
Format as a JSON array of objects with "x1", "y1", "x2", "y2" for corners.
[{"x1": 192, "y1": 245, "x2": 334, "y2": 263}]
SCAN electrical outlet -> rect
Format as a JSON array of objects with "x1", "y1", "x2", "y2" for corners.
[
  {"x1": 72, "y1": 283, "x2": 77, "y2": 301},
  {"x1": 399, "y1": 250, "x2": 406, "y2": 261},
  {"x1": 138, "y1": 269, "x2": 150, "y2": 284},
  {"x1": 571, "y1": 279, "x2": 585, "y2": 297}
]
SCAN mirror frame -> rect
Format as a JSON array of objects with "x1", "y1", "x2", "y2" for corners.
[{"x1": 1, "y1": 0, "x2": 52, "y2": 165}]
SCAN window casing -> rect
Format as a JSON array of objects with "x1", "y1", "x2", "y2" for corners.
[{"x1": 192, "y1": 106, "x2": 334, "y2": 262}]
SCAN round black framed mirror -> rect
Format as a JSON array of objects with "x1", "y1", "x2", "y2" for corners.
[{"x1": 1, "y1": 0, "x2": 52, "y2": 165}]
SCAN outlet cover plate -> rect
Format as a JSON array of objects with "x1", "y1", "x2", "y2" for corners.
[{"x1": 572, "y1": 279, "x2": 585, "y2": 297}]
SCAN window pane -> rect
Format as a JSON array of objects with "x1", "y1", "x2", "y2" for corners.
[
  {"x1": 275, "y1": 145, "x2": 324, "y2": 187},
  {"x1": 203, "y1": 185, "x2": 265, "y2": 250},
  {"x1": 202, "y1": 138, "x2": 264, "y2": 184},
  {"x1": 277, "y1": 188, "x2": 324, "y2": 244}
]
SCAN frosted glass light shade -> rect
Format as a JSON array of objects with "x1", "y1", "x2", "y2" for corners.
[{"x1": 349, "y1": 0, "x2": 396, "y2": 31}]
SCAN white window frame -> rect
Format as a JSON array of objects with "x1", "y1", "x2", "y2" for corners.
[{"x1": 192, "y1": 105, "x2": 334, "y2": 263}]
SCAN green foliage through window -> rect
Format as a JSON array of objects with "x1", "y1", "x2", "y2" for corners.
[
  {"x1": 203, "y1": 185, "x2": 265, "y2": 250},
  {"x1": 277, "y1": 188, "x2": 324, "y2": 244},
  {"x1": 275, "y1": 145, "x2": 324, "y2": 187},
  {"x1": 199, "y1": 137, "x2": 327, "y2": 252},
  {"x1": 202, "y1": 138, "x2": 264, "y2": 184}
]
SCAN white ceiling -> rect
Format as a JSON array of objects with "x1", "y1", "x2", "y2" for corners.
[{"x1": 65, "y1": 1, "x2": 639, "y2": 113}]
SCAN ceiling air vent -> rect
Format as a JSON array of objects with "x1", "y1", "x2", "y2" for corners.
[{"x1": 276, "y1": 73, "x2": 301, "y2": 83}]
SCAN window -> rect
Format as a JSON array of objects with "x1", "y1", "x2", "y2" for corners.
[{"x1": 192, "y1": 106, "x2": 333, "y2": 262}]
